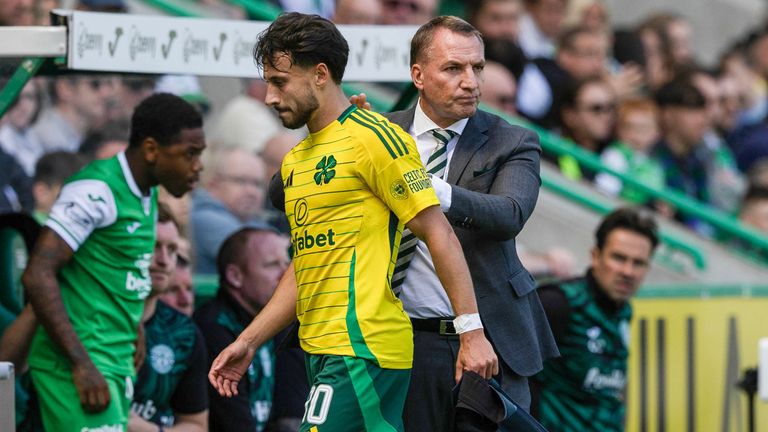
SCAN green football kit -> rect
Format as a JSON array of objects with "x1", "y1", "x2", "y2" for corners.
[{"x1": 28, "y1": 152, "x2": 157, "y2": 431}]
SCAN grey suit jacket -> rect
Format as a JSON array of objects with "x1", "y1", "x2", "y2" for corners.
[{"x1": 385, "y1": 106, "x2": 559, "y2": 377}]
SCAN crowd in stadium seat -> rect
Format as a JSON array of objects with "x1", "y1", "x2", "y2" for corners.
[{"x1": 3, "y1": 0, "x2": 768, "y2": 430}]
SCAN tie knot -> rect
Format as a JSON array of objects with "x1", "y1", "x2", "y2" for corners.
[{"x1": 430, "y1": 128, "x2": 457, "y2": 145}]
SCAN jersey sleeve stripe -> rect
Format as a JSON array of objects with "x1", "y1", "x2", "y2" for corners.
[
  {"x1": 354, "y1": 109, "x2": 410, "y2": 157},
  {"x1": 347, "y1": 115, "x2": 399, "y2": 160},
  {"x1": 350, "y1": 111, "x2": 406, "y2": 157},
  {"x1": 46, "y1": 216, "x2": 82, "y2": 251}
]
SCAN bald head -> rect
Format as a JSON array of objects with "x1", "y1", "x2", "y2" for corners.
[{"x1": 480, "y1": 61, "x2": 517, "y2": 114}]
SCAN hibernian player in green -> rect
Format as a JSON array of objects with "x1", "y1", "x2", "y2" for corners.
[{"x1": 22, "y1": 93, "x2": 206, "y2": 431}]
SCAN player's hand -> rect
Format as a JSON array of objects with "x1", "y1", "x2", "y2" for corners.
[
  {"x1": 133, "y1": 322, "x2": 146, "y2": 370},
  {"x1": 455, "y1": 329, "x2": 499, "y2": 383},
  {"x1": 208, "y1": 338, "x2": 255, "y2": 397},
  {"x1": 72, "y1": 360, "x2": 111, "y2": 413},
  {"x1": 349, "y1": 93, "x2": 371, "y2": 110}
]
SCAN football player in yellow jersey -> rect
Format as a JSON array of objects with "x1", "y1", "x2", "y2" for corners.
[{"x1": 208, "y1": 12, "x2": 497, "y2": 432}]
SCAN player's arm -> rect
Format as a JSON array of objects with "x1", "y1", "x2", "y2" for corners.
[
  {"x1": 22, "y1": 227, "x2": 111, "y2": 412},
  {"x1": 0, "y1": 304, "x2": 37, "y2": 371},
  {"x1": 405, "y1": 206, "x2": 499, "y2": 382},
  {"x1": 444, "y1": 127, "x2": 540, "y2": 240},
  {"x1": 209, "y1": 262, "x2": 297, "y2": 397}
]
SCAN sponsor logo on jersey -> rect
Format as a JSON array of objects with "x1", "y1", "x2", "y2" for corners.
[
  {"x1": 126, "y1": 253, "x2": 152, "y2": 298},
  {"x1": 150, "y1": 344, "x2": 175, "y2": 374},
  {"x1": 314, "y1": 155, "x2": 337, "y2": 185},
  {"x1": 79, "y1": 425, "x2": 123, "y2": 432},
  {"x1": 582, "y1": 367, "x2": 626, "y2": 392},
  {"x1": 131, "y1": 399, "x2": 157, "y2": 421},
  {"x1": 293, "y1": 229, "x2": 336, "y2": 255},
  {"x1": 294, "y1": 198, "x2": 309, "y2": 227},
  {"x1": 389, "y1": 179, "x2": 408, "y2": 200},
  {"x1": 587, "y1": 326, "x2": 606, "y2": 354},
  {"x1": 402, "y1": 168, "x2": 432, "y2": 194}
]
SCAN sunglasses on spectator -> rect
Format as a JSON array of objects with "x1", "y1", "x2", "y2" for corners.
[
  {"x1": 383, "y1": 0, "x2": 425, "y2": 13},
  {"x1": 579, "y1": 102, "x2": 616, "y2": 114}
]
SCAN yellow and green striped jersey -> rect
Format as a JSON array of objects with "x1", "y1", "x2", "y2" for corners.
[{"x1": 281, "y1": 105, "x2": 439, "y2": 369}]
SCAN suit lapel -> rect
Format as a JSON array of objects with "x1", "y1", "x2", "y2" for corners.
[{"x1": 447, "y1": 112, "x2": 489, "y2": 185}]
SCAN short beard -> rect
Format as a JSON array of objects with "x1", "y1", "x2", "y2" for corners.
[{"x1": 281, "y1": 87, "x2": 320, "y2": 129}]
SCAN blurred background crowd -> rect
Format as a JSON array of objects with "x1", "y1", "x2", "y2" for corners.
[{"x1": 4, "y1": 0, "x2": 768, "y2": 281}]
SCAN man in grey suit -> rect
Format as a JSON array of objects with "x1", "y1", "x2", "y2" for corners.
[{"x1": 378, "y1": 16, "x2": 559, "y2": 431}]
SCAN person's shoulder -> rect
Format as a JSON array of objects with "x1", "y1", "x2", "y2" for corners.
[
  {"x1": 343, "y1": 108, "x2": 412, "y2": 160},
  {"x1": 192, "y1": 296, "x2": 226, "y2": 328},
  {"x1": 475, "y1": 109, "x2": 536, "y2": 138}
]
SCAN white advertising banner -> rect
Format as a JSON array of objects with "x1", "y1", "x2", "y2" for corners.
[{"x1": 67, "y1": 11, "x2": 416, "y2": 81}]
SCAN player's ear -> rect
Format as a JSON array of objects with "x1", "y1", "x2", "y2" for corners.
[
  {"x1": 411, "y1": 64, "x2": 424, "y2": 90},
  {"x1": 315, "y1": 63, "x2": 330, "y2": 86},
  {"x1": 143, "y1": 137, "x2": 159, "y2": 164},
  {"x1": 225, "y1": 264, "x2": 243, "y2": 288}
]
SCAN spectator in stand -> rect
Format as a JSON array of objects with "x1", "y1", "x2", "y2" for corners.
[
  {"x1": 0, "y1": 79, "x2": 43, "y2": 176},
  {"x1": 31, "y1": 75, "x2": 115, "y2": 153},
  {"x1": 467, "y1": 0, "x2": 529, "y2": 85},
  {"x1": 332, "y1": 0, "x2": 381, "y2": 24},
  {"x1": 106, "y1": 75, "x2": 157, "y2": 125},
  {"x1": 594, "y1": 97, "x2": 670, "y2": 216},
  {"x1": 563, "y1": 0, "x2": 608, "y2": 33},
  {"x1": 684, "y1": 68, "x2": 746, "y2": 213},
  {"x1": 557, "y1": 77, "x2": 617, "y2": 180},
  {"x1": 0, "y1": 147, "x2": 33, "y2": 215},
  {"x1": 480, "y1": 61, "x2": 519, "y2": 115},
  {"x1": 193, "y1": 227, "x2": 290, "y2": 432},
  {"x1": 517, "y1": 26, "x2": 609, "y2": 129},
  {"x1": 716, "y1": 72, "x2": 745, "y2": 140},
  {"x1": 260, "y1": 132, "x2": 299, "y2": 181},
  {"x1": 640, "y1": 13, "x2": 695, "y2": 73},
  {"x1": 379, "y1": 0, "x2": 438, "y2": 25},
  {"x1": 190, "y1": 146, "x2": 269, "y2": 274},
  {"x1": 636, "y1": 18, "x2": 675, "y2": 92},
  {"x1": 31, "y1": 151, "x2": 87, "y2": 223},
  {"x1": 518, "y1": 0, "x2": 567, "y2": 60},
  {"x1": 160, "y1": 237, "x2": 194, "y2": 317},
  {"x1": 653, "y1": 79, "x2": 713, "y2": 236},
  {"x1": 78, "y1": 119, "x2": 130, "y2": 161},
  {"x1": 208, "y1": 79, "x2": 286, "y2": 155},
  {"x1": 739, "y1": 186, "x2": 768, "y2": 234},
  {"x1": 0, "y1": 0, "x2": 34, "y2": 25},
  {"x1": 466, "y1": 0, "x2": 524, "y2": 43},
  {"x1": 130, "y1": 203, "x2": 209, "y2": 431}
]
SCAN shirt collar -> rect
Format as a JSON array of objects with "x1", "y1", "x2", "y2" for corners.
[
  {"x1": 412, "y1": 99, "x2": 469, "y2": 139},
  {"x1": 118, "y1": 151, "x2": 148, "y2": 199}
]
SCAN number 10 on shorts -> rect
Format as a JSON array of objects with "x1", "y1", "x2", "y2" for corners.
[{"x1": 303, "y1": 384, "x2": 334, "y2": 424}]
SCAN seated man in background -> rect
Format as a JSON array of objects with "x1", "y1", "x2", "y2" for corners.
[
  {"x1": 190, "y1": 146, "x2": 270, "y2": 274},
  {"x1": 532, "y1": 207, "x2": 659, "y2": 432},
  {"x1": 130, "y1": 203, "x2": 208, "y2": 431},
  {"x1": 193, "y1": 227, "x2": 290, "y2": 431},
  {"x1": 30, "y1": 151, "x2": 87, "y2": 223},
  {"x1": 160, "y1": 236, "x2": 195, "y2": 317}
]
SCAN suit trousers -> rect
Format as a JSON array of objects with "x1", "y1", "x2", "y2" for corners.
[{"x1": 403, "y1": 328, "x2": 530, "y2": 432}]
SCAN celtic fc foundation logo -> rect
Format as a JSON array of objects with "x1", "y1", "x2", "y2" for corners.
[{"x1": 314, "y1": 155, "x2": 337, "y2": 185}]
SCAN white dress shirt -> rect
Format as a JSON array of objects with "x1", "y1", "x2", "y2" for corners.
[{"x1": 398, "y1": 101, "x2": 468, "y2": 319}]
